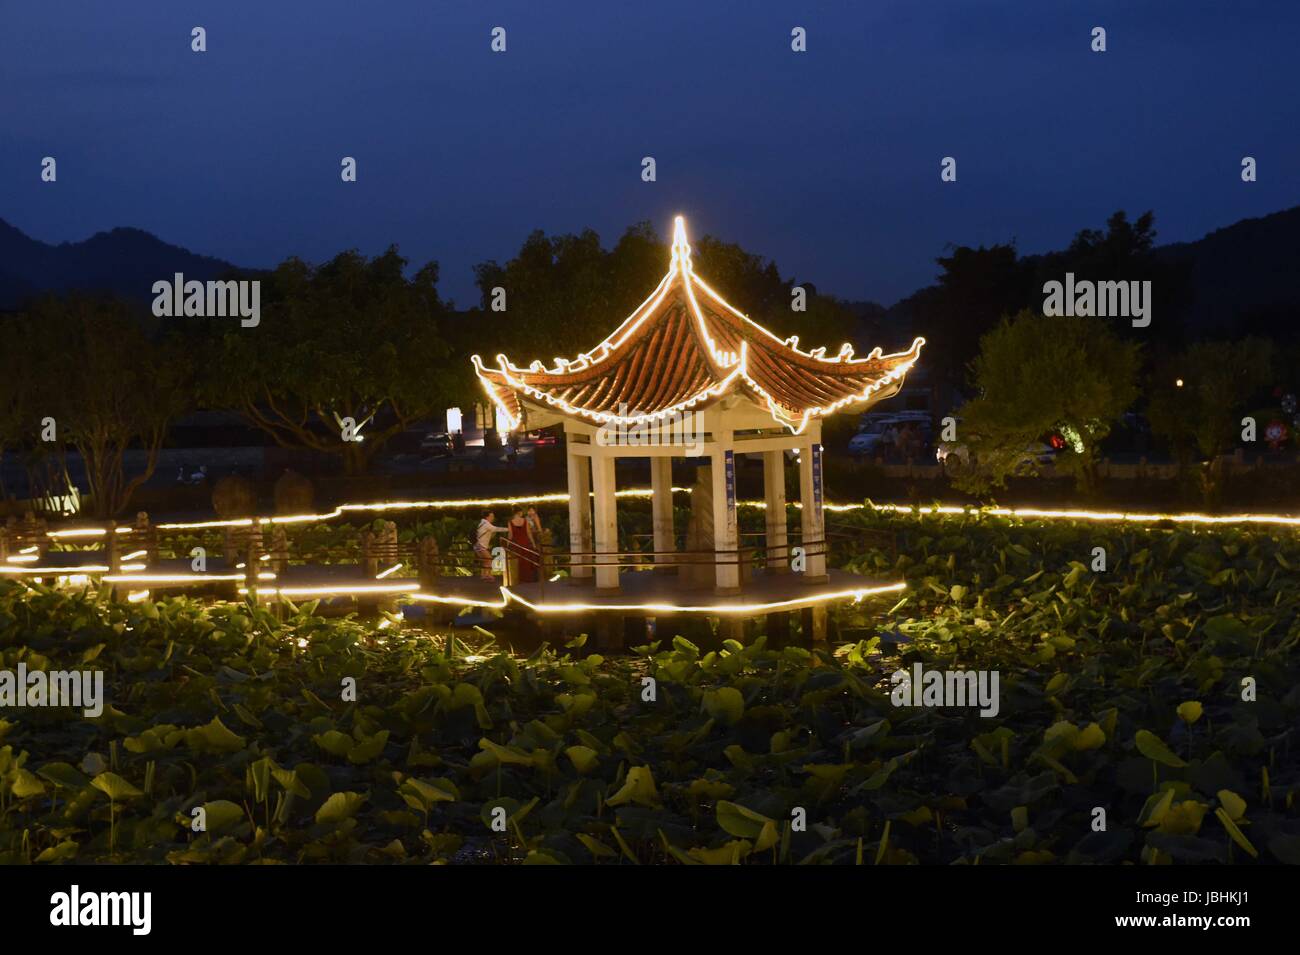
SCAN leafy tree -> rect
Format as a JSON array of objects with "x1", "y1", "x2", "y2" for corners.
[
  {"x1": 950, "y1": 310, "x2": 1140, "y2": 497},
  {"x1": 1146, "y1": 338, "x2": 1274, "y2": 508},
  {"x1": 471, "y1": 221, "x2": 858, "y2": 371},
  {"x1": 0, "y1": 333, "x2": 20, "y2": 502},
  {"x1": 914, "y1": 243, "x2": 1036, "y2": 388},
  {"x1": 203, "y1": 248, "x2": 452, "y2": 474},
  {"x1": 6, "y1": 296, "x2": 189, "y2": 518}
]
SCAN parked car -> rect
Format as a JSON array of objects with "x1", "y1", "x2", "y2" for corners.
[
  {"x1": 936, "y1": 433, "x2": 1062, "y2": 468},
  {"x1": 421, "y1": 431, "x2": 453, "y2": 456},
  {"x1": 849, "y1": 414, "x2": 931, "y2": 458},
  {"x1": 848, "y1": 418, "x2": 898, "y2": 457}
]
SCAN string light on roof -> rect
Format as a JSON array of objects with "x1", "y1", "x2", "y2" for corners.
[{"x1": 473, "y1": 215, "x2": 925, "y2": 435}]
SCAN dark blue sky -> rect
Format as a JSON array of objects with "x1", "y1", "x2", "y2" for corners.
[{"x1": 3, "y1": 1, "x2": 1298, "y2": 308}]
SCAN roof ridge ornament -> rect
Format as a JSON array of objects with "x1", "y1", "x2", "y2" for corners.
[{"x1": 671, "y1": 215, "x2": 692, "y2": 272}]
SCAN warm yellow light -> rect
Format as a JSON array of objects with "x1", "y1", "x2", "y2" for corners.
[
  {"x1": 0, "y1": 564, "x2": 110, "y2": 575},
  {"x1": 472, "y1": 216, "x2": 924, "y2": 435},
  {"x1": 122, "y1": 549, "x2": 148, "y2": 561},
  {"x1": 407, "y1": 590, "x2": 509, "y2": 609},
  {"x1": 46, "y1": 526, "x2": 134, "y2": 539},
  {"x1": 5, "y1": 554, "x2": 39, "y2": 564},
  {"x1": 241, "y1": 582, "x2": 410, "y2": 598},
  {"x1": 1175, "y1": 378, "x2": 1184, "y2": 388},
  {"x1": 857, "y1": 502, "x2": 1300, "y2": 529},
  {"x1": 126, "y1": 590, "x2": 151, "y2": 603},
  {"x1": 153, "y1": 488, "x2": 675, "y2": 531},
  {"x1": 103, "y1": 572, "x2": 275, "y2": 583},
  {"x1": 501, "y1": 581, "x2": 906, "y2": 615},
  {"x1": 375, "y1": 563, "x2": 404, "y2": 579}
]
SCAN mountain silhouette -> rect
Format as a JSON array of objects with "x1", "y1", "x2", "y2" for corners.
[
  {"x1": 1154, "y1": 205, "x2": 1300, "y2": 336},
  {"x1": 0, "y1": 220, "x2": 245, "y2": 310},
  {"x1": 2, "y1": 206, "x2": 1297, "y2": 335}
]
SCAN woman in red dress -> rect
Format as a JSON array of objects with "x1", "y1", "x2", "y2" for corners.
[{"x1": 508, "y1": 509, "x2": 539, "y2": 583}]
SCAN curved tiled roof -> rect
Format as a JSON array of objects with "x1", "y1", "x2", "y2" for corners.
[{"x1": 472, "y1": 217, "x2": 924, "y2": 434}]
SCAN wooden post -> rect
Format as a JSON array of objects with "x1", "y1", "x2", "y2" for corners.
[
  {"x1": 596, "y1": 613, "x2": 624, "y2": 650},
  {"x1": 244, "y1": 528, "x2": 263, "y2": 605},
  {"x1": 710, "y1": 436, "x2": 740, "y2": 594},
  {"x1": 591, "y1": 451, "x2": 620, "y2": 592},
  {"x1": 106, "y1": 520, "x2": 122, "y2": 601},
  {"x1": 566, "y1": 441, "x2": 593, "y2": 580},
  {"x1": 650, "y1": 455, "x2": 675, "y2": 572},
  {"x1": 765, "y1": 610, "x2": 791, "y2": 644},
  {"x1": 360, "y1": 528, "x2": 378, "y2": 579},
  {"x1": 269, "y1": 526, "x2": 289, "y2": 575},
  {"x1": 763, "y1": 449, "x2": 788, "y2": 573},
  {"x1": 135, "y1": 511, "x2": 158, "y2": 565},
  {"x1": 417, "y1": 536, "x2": 440, "y2": 592},
  {"x1": 801, "y1": 604, "x2": 828, "y2": 644},
  {"x1": 798, "y1": 426, "x2": 828, "y2": 583}
]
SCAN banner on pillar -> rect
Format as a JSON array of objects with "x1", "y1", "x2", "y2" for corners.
[
  {"x1": 812, "y1": 443, "x2": 824, "y2": 512},
  {"x1": 724, "y1": 449, "x2": 737, "y2": 526}
]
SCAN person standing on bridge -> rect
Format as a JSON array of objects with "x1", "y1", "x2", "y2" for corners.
[
  {"x1": 474, "y1": 511, "x2": 508, "y2": 579},
  {"x1": 508, "y1": 508, "x2": 540, "y2": 583}
]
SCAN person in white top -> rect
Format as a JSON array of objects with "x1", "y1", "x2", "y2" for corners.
[{"x1": 474, "y1": 511, "x2": 509, "y2": 579}]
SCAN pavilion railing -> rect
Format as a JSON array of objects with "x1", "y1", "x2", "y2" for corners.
[
  {"x1": 5, "y1": 510, "x2": 896, "y2": 600},
  {"x1": 496, "y1": 530, "x2": 871, "y2": 600}
]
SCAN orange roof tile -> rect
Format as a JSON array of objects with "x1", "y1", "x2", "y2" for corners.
[{"x1": 473, "y1": 217, "x2": 923, "y2": 434}]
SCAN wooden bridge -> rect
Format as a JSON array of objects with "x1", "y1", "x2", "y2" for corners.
[{"x1": 1, "y1": 509, "x2": 902, "y2": 634}]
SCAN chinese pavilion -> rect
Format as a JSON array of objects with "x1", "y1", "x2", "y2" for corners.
[{"x1": 472, "y1": 216, "x2": 922, "y2": 621}]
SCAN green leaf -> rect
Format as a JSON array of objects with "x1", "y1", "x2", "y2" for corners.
[
  {"x1": 701, "y1": 687, "x2": 744, "y2": 725},
  {"x1": 346, "y1": 730, "x2": 390, "y2": 764},
  {"x1": 716, "y1": 800, "x2": 775, "y2": 840},
  {"x1": 1134, "y1": 729, "x2": 1187, "y2": 767},
  {"x1": 312, "y1": 730, "x2": 354, "y2": 757},
  {"x1": 91, "y1": 772, "x2": 143, "y2": 801},
  {"x1": 606, "y1": 766, "x2": 659, "y2": 807},
  {"x1": 184, "y1": 716, "x2": 246, "y2": 754},
  {"x1": 36, "y1": 841, "x2": 79, "y2": 863},
  {"x1": 575, "y1": 833, "x2": 617, "y2": 858},
  {"x1": 201, "y1": 800, "x2": 247, "y2": 834},
  {"x1": 315, "y1": 791, "x2": 365, "y2": 825},
  {"x1": 400, "y1": 777, "x2": 457, "y2": 809},
  {"x1": 1216, "y1": 790, "x2": 1247, "y2": 822},
  {"x1": 564, "y1": 745, "x2": 599, "y2": 775},
  {"x1": 11, "y1": 768, "x2": 46, "y2": 798},
  {"x1": 1214, "y1": 808, "x2": 1258, "y2": 858},
  {"x1": 271, "y1": 766, "x2": 311, "y2": 798},
  {"x1": 37, "y1": 762, "x2": 89, "y2": 790}
]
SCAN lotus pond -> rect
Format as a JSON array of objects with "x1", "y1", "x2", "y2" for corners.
[{"x1": 1, "y1": 508, "x2": 1298, "y2": 864}]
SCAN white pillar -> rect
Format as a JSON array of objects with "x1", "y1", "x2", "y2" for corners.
[
  {"x1": 711, "y1": 444, "x2": 740, "y2": 593},
  {"x1": 650, "y1": 455, "x2": 674, "y2": 568},
  {"x1": 798, "y1": 430, "x2": 827, "y2": 582},
  {"x1": 566, "y1": 444, "x2": 592, "y2": 579},
  {"x1": 591, "y1": 450, "x2": 620, "y2": 591},
  {"x1": 763, "y1": 449, "x2": 787, "y2": 572}
]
